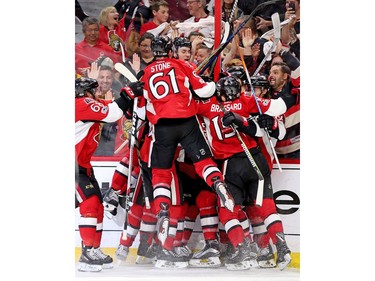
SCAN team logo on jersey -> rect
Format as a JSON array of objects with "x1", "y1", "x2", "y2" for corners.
[
  {"x1": 259, "y1": 98, "x2": 271, "y2": 106},
  {"x1": 101, "y1": 106, "x2": 109, "y2": 114},
  {"x1": 109, "y1": 33, "x2": 121, "y2": 52},
  {"x1": 84, "y1": 97, "x2": 95, "y2": 104},
  {"x1": 85, "y1": 183, "x2": 94, "y2": 189}
]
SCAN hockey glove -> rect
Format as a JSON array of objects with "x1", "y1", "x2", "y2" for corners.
[
  {"x1": 257, "y1": 114, "x2": 277, "y2": 131},
  {"x1": 103, "y1": 188, "x2": 121, "y2": 218},
  {"x1": 127, "y1": 81, "x2": 144, "y2": 97},
  {"x1": 114, "y1": 81, "x2": 144, "y2": 113},
  {"x1": 200, "y1": 75, "x2": 213, "y2": 83},
  {"x1": 223, "y1": 111, "x2": 247, "y2": 128}
]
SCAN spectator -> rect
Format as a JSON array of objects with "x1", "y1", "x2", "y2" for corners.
[
  {"x1": 98, "y1": 6, "x2": 126, "y2": 56},
  {"x1": 268, "y1": 61, "x2": 300, "y2": 159},
  {"x1": 75, "y1": 17, "x2": 120, "y2": 77},
  {"x1": 281, "y1": 0, "x2": 300, "y2": 59},
  {"x1": 194, "y1": 43, "x2": 212, "y2": 76},
  {"x1": 140, "y1": 0, "x2": 178, "y2": 37},
  {"x1": 188, "y1": 31, "x2": 205, "y2": 63},
  {"x1": 119, "y1": 32, "x2": 155, "y2": 85},
  {"x1": 89, "y1": 64, "x2": 123, "y2": 157},
  {"x1": 183, "y1": 0, "x2": 214, "y2": 38},
  {"x1": 164, "y1": 0, "x2": 191, "y2": 21}
]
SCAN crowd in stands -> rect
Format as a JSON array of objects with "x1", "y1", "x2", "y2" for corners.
[{"x1": 75, "y1": 0, "x2": 300, "y2": 160}]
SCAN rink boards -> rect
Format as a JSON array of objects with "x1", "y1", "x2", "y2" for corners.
[{"x1": 75, "y1": 161, "x2": 300, "y2": 268}]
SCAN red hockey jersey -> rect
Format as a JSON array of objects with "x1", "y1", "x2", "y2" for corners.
[
  {"x1": 196, "y1": 94, "x2": 289, "y2": 160},
  {"x1": 75, "y1": 97, "x2": 124, "y2": 169},
  {"x1": 141, "y1": 58, "x2": 216, "y2": 124}
]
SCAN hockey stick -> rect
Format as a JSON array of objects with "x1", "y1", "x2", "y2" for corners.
[
  {"x1": 114, "y1": 65, "x2": 151, "y2": 209},
  {"x1": 234, "y1": 36, "x2": 282, "y2": 172},
  {"x1": 114, "y1": 138, "x2": 129, "y2": 155},
  {"x1": 121, "y1": 97, "x2": 139, "y2": 240},
  {"x1": 252, "y1": 13, "x2": 281, "y2": 76},
  {"x1": 206, "y1": 21, "x2": 231, "y2": 77},
  {"x1": 260, "y1": 17, "x2": 295, "y2": 40},
  {"x1": 115, "y1": 62, "x2": 138, "y2": 82},
  {"x1": 219, "y1": 103, "x2": 264, "y2": 207},
  {"x1": 196, "y1": 0, "x2": 282, "y2": 75}
]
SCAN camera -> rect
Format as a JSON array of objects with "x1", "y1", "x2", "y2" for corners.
[{"x1": 288, "y1": 2, "x2": 296, "y2": 11}]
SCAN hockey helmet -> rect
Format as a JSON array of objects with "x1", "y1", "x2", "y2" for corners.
[
  {"x1": 172, "y1": 37, "x2": 191, "y2": 53},
  {"x1": 151, "y1": 35, "x2": 172, "y2": 57},
  {"x1": 75, "y1": 77, "x2": 98, "y2": 98},
  {"x1": 216, "y1": 76, "x2": 241, "y2": 101},
  {"x1": 250, "y1": 75, "x2": 270, "y2": 89},
  {"x1": 226, "y1": 65, "x2": 247, "y2": 84}
]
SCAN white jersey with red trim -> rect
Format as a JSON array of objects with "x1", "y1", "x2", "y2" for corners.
[
  {"x1": 141, "y1": 58, "x2": 215, "y2": 124},
  {"x1": 75, "y1": 97, "x2": 124, "y2": 169}
]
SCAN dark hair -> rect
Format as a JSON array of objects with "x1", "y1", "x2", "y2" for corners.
[
  {"x1": 271, "y1": 61, "x2": 291, "y2": 76},
  {"x1": 188, "y1": 31, "x2": 205, "y2": 41},
  {"x1": 140, "y1": 32, "x2": 155, "y2": 44},
  {"x1": 150, "y1": 0, "x2": 169, "y2": 12}
]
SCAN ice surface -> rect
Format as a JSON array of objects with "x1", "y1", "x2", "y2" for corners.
[{"x1": 76, "y1": 263, "x2": 300, "y2": 281}]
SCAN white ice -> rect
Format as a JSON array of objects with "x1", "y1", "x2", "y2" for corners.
[{"x1": 75, "y1": 263, "x2": 300, "y2": 281}]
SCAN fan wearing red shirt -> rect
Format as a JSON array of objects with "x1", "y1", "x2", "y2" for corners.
[
  {"x1": 75, "y1": 17, "x2": 120, "y2": 77},
  {"x1": 140, "y1": 0, "x2": 172, "y2": 36},
  {"x1": 98, "y1": 6, "x2": 126, "y2": 56}
]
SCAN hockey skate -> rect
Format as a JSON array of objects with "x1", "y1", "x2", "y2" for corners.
[
  {"x1": 275, "y1": 232, "x2": 292, "y2": 270},
  {"x1": 136, "y1": 240, "x2": 158, "y2": 264},
  {"x1": 103, "y1": 188, "x2": 120, "y2": 218},
  {"x1": 189, "y1": 240, "x2": 221, "y2": 268},
  {"x1": 115, "y1": 244, "x2": 129, "y2": 265},
  {"x1": 93, "y1": 248, "x2": 114, "y2": 269},
  {"x1": 77, "y1": 246, "x2": 103, "y2": 272},
  {"x1": 243, "y1": 237, "x2": 260, "y2": 269},
  {"x1": 212, "y1": 179, "x2": 234, "y2": 212},
  {"x1": 173, "y1": 245, "x2": 192, "y2": 262},
  {"x1": 154, "y1": 247, "x2": 189, "y2": 269},
  {"x1": 224, "y1": 242, "x2": 251, "y2": 271},
  {"x1": 257, "y1": 244, "x2": 276, "y2": 268}
]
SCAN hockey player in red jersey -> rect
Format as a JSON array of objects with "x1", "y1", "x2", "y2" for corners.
[
  {"x1": 139, "y1": 35, "x2": 235, "y2": 267},
  {"x1": 195, "y1": 75, "x2": 295, "y2": 271},
  {"x1": 103, "y1": 94, "x2": 192, "y2": 268},
  {"x1": 75, "y1": 77, "x2": 143, "y2": 272}
]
